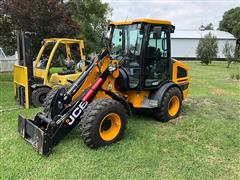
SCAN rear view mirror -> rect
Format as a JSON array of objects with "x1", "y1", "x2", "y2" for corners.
[
  {"x1": 169, "y1": 25, "x2": 175, "y2": 33},
  {"x1": 153, "y1": 26, "x2": 162, "y2": 39}
]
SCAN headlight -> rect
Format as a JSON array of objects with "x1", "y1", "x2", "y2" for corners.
[{"x1": 108, "y1": 63, "x2": 117, "y2": 72}]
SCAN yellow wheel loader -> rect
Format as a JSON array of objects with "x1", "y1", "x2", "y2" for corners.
[
  {"x1": 13, "y1": 31, "x2": 86, "y2": 108},
  {"x1": 17, "y1": 19, "x2": 190, "y2": 155}
]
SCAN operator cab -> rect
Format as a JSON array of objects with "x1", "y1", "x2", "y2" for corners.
[{"x1": 109, "y1": 19, "x2": 175, "y2": 91}]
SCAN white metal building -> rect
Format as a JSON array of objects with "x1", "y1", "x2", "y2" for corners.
[{"x1": 171, "y1": 30, "x2": 236, "y2": 59}]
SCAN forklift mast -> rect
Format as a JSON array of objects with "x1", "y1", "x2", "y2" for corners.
[{"x1": 16, "y1": 30, "x2": 34, "y2": 81}]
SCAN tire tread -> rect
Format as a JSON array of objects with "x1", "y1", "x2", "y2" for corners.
[
  {"x1": 153, "y1": 87, "x2": 182, "y2": 122},
  {"x1": 80, "y1": 98, "x2": 127, "y2": 148}
]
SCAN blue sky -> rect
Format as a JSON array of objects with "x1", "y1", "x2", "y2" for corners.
[{"x1": 102, "y1": 0, "x2": 240, "y2": 30}]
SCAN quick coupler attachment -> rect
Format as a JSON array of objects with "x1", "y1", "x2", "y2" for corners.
[{"x1": 18, "y1": 115, "x2": 55, "y2": 155}]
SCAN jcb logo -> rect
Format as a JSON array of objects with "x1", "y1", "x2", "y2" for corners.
[{"x1": 67, "y1": 101, "x2": 88, "y2": 125}]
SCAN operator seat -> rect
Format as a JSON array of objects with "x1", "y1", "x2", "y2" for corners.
[
  {"x1": 58, "y1": 59, "x2": 76, "y2": 75},
  {"x1": 147, "y1": 46, "x2": 157, "y2": 59}
]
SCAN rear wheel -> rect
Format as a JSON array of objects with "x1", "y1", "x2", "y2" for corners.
[
  {"x1": 153, "y1": 87, "x2": 182, "y2": 122},
  {"x1": 31, "y1": 87, "x2": 51, "y2": 107},
  {"x1": 80, "y1": 98, "x2": 127, "y2": 148}
]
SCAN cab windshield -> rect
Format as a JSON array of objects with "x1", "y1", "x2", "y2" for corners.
[
  {"x1": 110, "y1": 24, "x2": 143, "y2": 60},
  {"x1": 109, "y1": 24, "x2": 143, "y2": 88}
]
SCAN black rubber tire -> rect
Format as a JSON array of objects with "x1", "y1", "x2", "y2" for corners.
[
  {"x1": 31, "y1": 87, "x2": 51, "y2": 107},
  {"x1": 43, "y1": 85, "x2": 69, "y2": 113},
  {"x1": 153, "y1": 87, "x2": 182, "y2": 122},
  {"x1": 80, "y1": 98, "x2": 127, "y2": 149}
]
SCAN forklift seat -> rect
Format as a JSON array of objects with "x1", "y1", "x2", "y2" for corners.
[{"x1": 58, "y1": 69, "x2": 76, "y2": 75}]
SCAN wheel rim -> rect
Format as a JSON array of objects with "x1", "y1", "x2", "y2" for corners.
[
  {"x1": 168, "y1": 96, "x2": 180, "y2": 117},
  {"x1": 99, "y1": 113, "x2": 121, "y2": 141}
]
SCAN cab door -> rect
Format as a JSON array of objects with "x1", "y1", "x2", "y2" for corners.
[{"x1": 143, "y1": 26, "x2": 171, "y2": 88}]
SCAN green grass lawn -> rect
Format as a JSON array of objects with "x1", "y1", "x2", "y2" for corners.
[{"x1": 0, "y1": 62, "x2": 239, "y2": 179}]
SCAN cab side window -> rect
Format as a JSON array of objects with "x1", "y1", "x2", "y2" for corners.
[
  {"x1": 144, "y1": 27, "x2": 169, "y2": 87},
  {"x1": 147, "y1": 31, "x2": 168, "y2": 59}
]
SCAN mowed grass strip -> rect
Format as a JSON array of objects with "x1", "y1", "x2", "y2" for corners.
[{"x1": 0, "y1": 62, "x2": 239, "y2": 179}]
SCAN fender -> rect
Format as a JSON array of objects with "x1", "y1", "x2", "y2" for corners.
[
  {"x1": 104, "y1": 90, "x2": 132, "y2": 116},
  {"x1": 149, "y1": 81, "x2": 183, "y2": 107},
  {"x1": 30, "y1": 84, "x2": 51, "y2": 90}
]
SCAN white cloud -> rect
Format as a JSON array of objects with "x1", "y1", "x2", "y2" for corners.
[{"x1": 102, "y1": 0, "x2": 240, "y2": 30}]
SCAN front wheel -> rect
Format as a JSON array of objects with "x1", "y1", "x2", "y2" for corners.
[
  {"x1": 153, "y1": 87, "x2": 182, "y2": 122},
  {"x1": 80, "y1": 98, "x2": 127, "y2": 148}
]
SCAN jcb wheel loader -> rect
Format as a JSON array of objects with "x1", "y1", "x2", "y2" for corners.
[
  {"x1": 18, "y1": 19, "x2": 190, "y2": 155},
  {"x1": 13, "y1": 31, "x2": 86, "y2": 108}
]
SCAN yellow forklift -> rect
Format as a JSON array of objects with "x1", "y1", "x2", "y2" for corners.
[
  {"x1": 13, "y1": 31, "x2": 86, "y2": 108},
  {"x1": 18, "y1": 19, "x2": 190, "y2": 155}
]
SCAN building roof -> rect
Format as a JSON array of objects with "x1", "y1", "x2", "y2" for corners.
[
  {"x1": 172, "y1": 30, "x2": 236, "y2": 40},
  {"x1": 110, "y1": 18, "x2": 172, "y2": 26}
]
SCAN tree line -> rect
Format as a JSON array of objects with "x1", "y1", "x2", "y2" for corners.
[
  {"x1": 0, "y1": 1, "x2": 239, "y2": 66},
  {"x1": 0, "y1": 0, "x2": 111, "y2": 57},
  {"x1": 196, "y1": 7, "x2": 240, "y2": 67}
]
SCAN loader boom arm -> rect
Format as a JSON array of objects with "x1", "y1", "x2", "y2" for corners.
[{"x1": 18, "y1": 49, "x2": 112, "y2": 155}]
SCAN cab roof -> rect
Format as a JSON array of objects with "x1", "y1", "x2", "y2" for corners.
[
  {"x1": 110, "y1": 18, "x2": 172, "y2": 26},
  {"x1": 43, "y1": 38, "x2": 84, "y2": 44}
]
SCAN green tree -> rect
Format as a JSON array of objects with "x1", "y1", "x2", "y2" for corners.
[
  {"x1": 234, "y1": 45, "x2": 240, "y2": 63},
  {"x1": 67, "y1": 0, "x2": 111, "y2": 53},
  {"x1": 235, "y1": 39, "x2": 240, "y2": 58},
  {"x1": 219, "y1": 7, "x2": 240, "y2": 59},
  {"x1": 196, "y1": 33, "x2": 218, "y2": 65},
  {"x1": 0, "y1": 15, "x2": 16, "y2": 55},
  {"x1": 222, "y1": 41, "x2": 236, "y2": 68},
  {"x1": 0, "y1": 0, "x2": 80, "y2": 57},
  {"x1": 205, "y1": 23, "x2": 214, "y2": 30}
]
